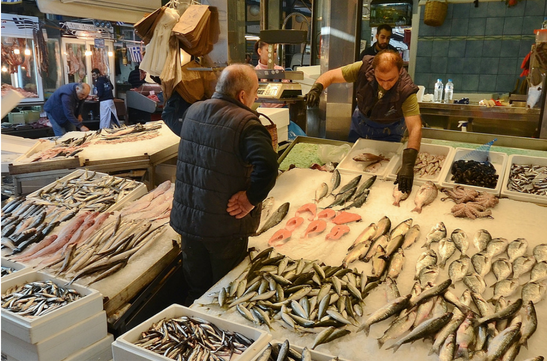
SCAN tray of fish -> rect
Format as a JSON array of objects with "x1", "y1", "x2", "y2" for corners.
[
  {"x1": 1, "y1": 257, "x2": 33, "y2": 282},
  {"x1": 1, "y1": 270, "x2": 103, "y2": 344},
  {"x1": 440, "y1": 147, "x2": 508, "y2": 196},
  {"x1": 112, "y1": 304, "x2": 272, "y2": 361},
  {"x1": 500, "y1": 154, "x2": 547, "y2": 205},
  {"x1": 385, "y1": 142, "x2": 455, "y2": 186},
  {"x1": 278, "y1": 136, "x2": 352, "y2": 171},
  {"x1": 26, "y1": 169, "x2": 147, "y2": 212},
  {"x1": 336, "y1": 139, "x2": 403, "y2": 179},
  {"x1": 251, "y1": 339, "x2": 351, "y2": 361}
]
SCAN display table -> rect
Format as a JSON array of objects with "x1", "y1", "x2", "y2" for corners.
[{"x1": 191, "y1": 167, "x2": 547, "y2": 360}]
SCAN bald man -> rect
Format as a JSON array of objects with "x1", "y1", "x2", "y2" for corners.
[
  {"x1": 44, "y1": 82, "x2": 90, "y2": 136},
  {"x1": 305, "y1": 50, "x2": 422, "y2": 193},
  {"x1": 171, "y1": 64, "x2": 279, "y2": 305}
]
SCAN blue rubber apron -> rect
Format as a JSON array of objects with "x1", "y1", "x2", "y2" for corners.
[{"x1": 348, "y1": 107, "x2": 406, "y2": 143}]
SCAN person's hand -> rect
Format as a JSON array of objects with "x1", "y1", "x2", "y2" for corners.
[
  {"x1": 304, "y1": 83, "x2": 324, "y2": 108},
  {"x1": 227, "y1": 191, "x2": 255, "y2": 219},
  {"x1": 395, "y1": 148, "x2": 418, "y2": 194},
  {"x1": 80, "y1": 125, "x2": 90, "y2": 132},
  {"x1": 77, "y1": 114, "x2": 83, "y2": 122}
]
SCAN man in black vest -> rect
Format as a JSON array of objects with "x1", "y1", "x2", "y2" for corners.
[
  {"x1": 304, "y1": 50, "x2": 421, "y2": 194},
  {"x1": 170, "y1": 64, "x2": 279, "y2": 305}
]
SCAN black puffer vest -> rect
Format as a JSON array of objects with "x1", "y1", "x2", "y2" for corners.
[
  {"x1": 356, "y1": 55, "x2": 419, "y2": 124},
  {"x1": 170, "y1": 93, "x2": 261, "y2": 243}
]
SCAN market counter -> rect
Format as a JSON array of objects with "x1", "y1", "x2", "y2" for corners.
[{"x1": 419, "y1": 102, "x2": 541, "y2": 137}]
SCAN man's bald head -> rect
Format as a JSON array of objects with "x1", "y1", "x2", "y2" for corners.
[
  {"x1": 76, "y1": 83, "x2": 91, "y2": 100},
  {"x1": 373, "y1": 50, "x2": 404, "y2": 73},
  {"x1": 215, "y1": 64, "x2": 259, "y2": 107}
]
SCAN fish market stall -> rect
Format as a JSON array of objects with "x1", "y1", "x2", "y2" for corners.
[
  {"x1": 7, "y1": 121, "x2": 180, "y2": 195},
  {"x1": 186, "y1": 137, "x2": 547, "y2": 361}
]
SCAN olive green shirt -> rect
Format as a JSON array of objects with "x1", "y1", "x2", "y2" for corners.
[{"x1": 341, "y1": 61, "x2": 420, "y2": 117}]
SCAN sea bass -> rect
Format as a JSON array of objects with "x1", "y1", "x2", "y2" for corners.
[
  {"x1": 256, "y1": 202, "x2": 290, "y2": 235},
  {"x1": 412, "y1": 181, "x2": 438, "y2": 213}
]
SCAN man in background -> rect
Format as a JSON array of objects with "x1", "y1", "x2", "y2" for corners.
[
  {"x1": 359, "y1": 24, "x2": 398, "y2": 59},
  {"x1": 92, "y1": 68, "x2": 120, "y2": 129},
  {"x1": 128, "y1": 64, "x2": 146, "y2": 88},
  {"x1": 170, "y1": 64, "x2": 278, "y2": 305},
  {"x1": 44, "y1": 83, "x2": 90, "y2": 136}
]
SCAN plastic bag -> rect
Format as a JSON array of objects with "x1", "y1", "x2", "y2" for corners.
[{"x1": 318, "y1": 144, "x2": 351, "y2": 164}]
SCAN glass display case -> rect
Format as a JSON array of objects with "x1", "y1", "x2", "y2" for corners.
[{"x1": 1, "y1": 14, "x2": 45, "y2": 103}]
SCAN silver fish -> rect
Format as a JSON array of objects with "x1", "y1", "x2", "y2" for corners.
[
  {"x1": 473, "y1": 228, "x2": 492, "y2": 253},
  {"x1": 422, "y1": 222, "x2": 446, "y2": 249},
  {"x1": 521, "y1": 281, "x2": 546, "y2": 304},
  {"x1": 512, "y1": 256, "x2": 536, "y2": 279},
  {"x1": 485, "y1": 322, "x2": 521, "y2": 361},
  {"x1": 430, "y1": 312, "x2": 465, "y2": 356},
  {"x1": 365, "y1": 234, "x2": 389, "y2": 263},
  {"x1": 377, "y1": 308, "x2": 416, "y2": 349},
  {"x1": 439, "y1": 332, "x2": 457, "y2": 361},
  {"x1": 455, "y1": 312, "x2": 475, "y2": 359},
  {"x1": 477, "y1": 298, "x2": 523, "y2": 326},
  {"x1": 342, "y1": 242, "x2": 370, "y2": 267},
  {"x1": 392, "y1": 184, "x2": 410, "y2": 207},
  {"x1": 486, "y1": 237, "x2": 509, "y2": 258},
  {"x1": 329, "y1": 169, "x2": 341, "y2": 196},
  {"x1": 260, "y1": 197, "x2": 275, "y2": 223},
  {"x1": 255, "y1": 202, "x2": 290, "y2": 235},
  {"x1": 348, "y1": 222, "x2": 376, "y2": 250},
  {"x1": 402, "y1": 224, "x2": 421, "y2": 249},
  {"x1": 315, "y1": 183, "x2": 329, "y2": 203},
  {"x1": 501, "y1": 341, "x2": 521, "y2": 361},
  {"x1": 335, "y1": 174, "x2": 362, "y2": 196},
  {"x1": 463, "y1": 273, "x2": 487, "y2": 294},
  {"x1": 451, "y1": 229, "x2": 469, "y2": 257},
  {"x1": 438, "y1": 238, "x2": 457, "y2": 269},
  {"x1": 371, "y1": 245, "x2": 388, "y2": 277},
  {"x1": 384, "y1": 276, "x2": 401, "y2": 302},
  {"x1": 386, "y1": 312, "x2": 453, "y2": 353},
  {"x1": 390, "y1": 218, "x2": 413, "y2": 240},
  {"x1": 387, "y1": 248, "x2": 405, "y2": 280},
  {"x1": 519, "y1": 300, "x2": 537, "y2": 348},
  {"x1": 415, "y1": 249, "x2": 438, "y2": 279},
  {"x1": 507, "y1": 238, "x2": 528, "y2": 262},
  {"x1": 409, "y1": 279, "x2": 452, "y2": 308},
  {"x1": 373, "y1": 216, "x2": 391, "y2": 240},
  {"x1": 448, "y1": 256, "x2": 471, "y2": 284},
  {"x1": 491, "y1": 279, "x2": 520, "y2": 301},
  {"x1": 357, "y1": 294, "x2": 411, "y2": 336},
  {"x1": 419, "y1": 265, "x2": 440, "y2": 287},
  {"x1": 530, "y1": 261, "x2": 547, "y2": 282},
  {"x1": 385, "y1": 234, "x2": 405, "y2": 258},
  {"x1": 411, "y1": 181, "x2": 438, "y2": 213},
  {"x1": 471, "y1": 252, "x2": 492, "y2": 278},
  {"x1": 413, "y1": 295, "x2": 436, "y2": 328},
  {"x1": 533, "y1": 243, "x2": 547, "y2": 263},
  {"x1": 492, "y1": 258, "x2": 513, "y2": 282}
]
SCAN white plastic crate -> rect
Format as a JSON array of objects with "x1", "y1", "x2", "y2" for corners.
[
  {"x1": 64, "y1": 333, "x2": 114, "y2": 361},
  {"x1": 251, "y1": 340, "x2": 351, "y2": 361},
  {"x1": 112, "y1": 304, "x2": 272, "y2": 361},
  {"x1": 1, "y1": 311, "x2": 107, "y2": 361},
  {"x1": 440, "y1": 147, "x2": 508, "y2": 195},
  {"x1": 385, "y1": 143, "x2": 454, "y2": 186},
  {"x1": 1, "y1": 271, "x2": 103, "y2": 344},
  {"x1": 1, "y1": 257, "x2": 33, "y2": 282},
  {"x1": 336, "y1": 139, "x2": 403, "y2": 179},
  {"x1": 500, "y1": 154, "x2": 547, "y2": 205},
  {"x1": 26, "y1": 169, "x2": 147, "y2": 212}
]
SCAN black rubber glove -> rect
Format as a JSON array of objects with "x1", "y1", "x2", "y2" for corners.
[
  {"x1": 304, "y1": 83, "x2": 324, "y2": 108},
  {"x1": 395, "y1": 148, "x2": 418, "y2": 194}
]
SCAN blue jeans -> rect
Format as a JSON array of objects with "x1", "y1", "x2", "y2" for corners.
[
  {"x1": 349, "y1": 107, "x2": 406, "y2": 143},
  {"x1": 48, "y1": 114, "x2": 77, "y2": 136}
]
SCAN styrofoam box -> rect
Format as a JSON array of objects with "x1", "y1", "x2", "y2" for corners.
[
  {"x1": 385, "y1": 143, "x2": 455, "y2": 186},
  {"x1": 257, "y1": 107, "x2": 290, "y2": 128},
  {"x1": 1, "y1": 311, "x2": 107, "y2": 361},
  {"x1": 251, "y1": 340, "x2": 351, "y2": 361},
  {"x1": 500, "y1": 154, "x2": 547, "y2": 204},
  {"x1": 336, "y1": 138, "x2": 403, "y2": 179},
  {"x1": 1, "y1": 271, "x2": 103, "y2": 344},
  {"x1": 440, "y1": 147, "x2": 508, "y2": 196},
  {"x1": 1, "y1": 257, "x2": 33, "y2": 282},
  {"x1": 278, "y1": 125, "x2": 289, "y2": 143},
  {"x1": 112, "y1": 304, "x2": 272, "y2": 361},
  {"x1": 64, "y1": 333, "x2": 114, "y2": 361},
  {"x1": 26, "y1": 169, "x2": 147, "y2": 212}
]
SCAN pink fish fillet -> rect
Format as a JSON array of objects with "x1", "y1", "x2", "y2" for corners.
[
  {"x1": 268, "y1": 229, "x2": 293, "y2": 247},
  {"x1": 302, "y1": 219, "x2": 327, "y2": 238},
  {"x1": 317, "y1": 209, "x2": 336, "y2": 221},
  {"x1": 10, "y1": 234, "x2": 58, "y2": 262},
  {"x1": 332, "y1": 211, "x2": 362, "y2": 225},
  {"x1": 284, "y1": 216, "x2": 304, "y2": 232},
  {"x1": 295, "y1": 203, "x2": 317, "y2": 221},
  {"x1": 326, "y1": 225, "x2": 351, "y2": 240},
  {"x1": 121, "y1": 180, "x2": 172, "y2": 216}
]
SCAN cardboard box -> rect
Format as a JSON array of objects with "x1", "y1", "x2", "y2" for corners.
[
  {"x1": 385, "y1": 143, "x2": 455, "y2": 186},
  {"x1": 500, "y1": 154, "x2": 547, "y2": 204},
  {"x1": 112, "y1": 304, "x2": 271, "y2": 361},
  {"x1": 1, "y1": 311, "x2": 107, "y2": 361},
  {"x1": 1, "y1": 271, "x2": 103, "y2": 344},
  {"x1": 336, "y1": 138, "x2": 403, "y2": 179},
  {"x1": 440, "y1": 147, "x2": 508, "y2": 195}
]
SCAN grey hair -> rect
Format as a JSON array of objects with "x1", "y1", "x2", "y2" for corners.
[{"x1": 215, "y1": 64, "x2": 257, "y2": 99}]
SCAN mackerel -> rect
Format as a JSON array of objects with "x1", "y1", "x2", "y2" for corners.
[
  {"x1": 485, "y1": 322, "x2": 521, "y2": 361},
  {"x1": 386, "y1": 312, "x2": 452, "y2": 352},
  {"x1": 357, "y1": 294, "x2": 411, "y2": 336}
]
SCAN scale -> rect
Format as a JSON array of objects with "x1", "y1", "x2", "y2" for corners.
[{"x1": 257, "y1": 83, "x2": 302, "y2": 99}]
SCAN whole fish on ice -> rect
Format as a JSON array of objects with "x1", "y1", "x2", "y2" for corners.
[
  {"x1": 412, "y1": 181, "x2": 438, "y2": 213},
  {"x1": 255, "y1": 202, "x2": 290, "y2": 236}
]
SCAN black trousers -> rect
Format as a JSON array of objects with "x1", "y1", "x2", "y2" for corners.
[{"x1": 180, "y1": 236, "x2": 248, "y2": 306}]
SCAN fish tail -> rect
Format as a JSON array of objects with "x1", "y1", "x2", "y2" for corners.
[
  {"x1": 393, "y1": 201, "x2": 400, "y2": 207},
  {"x1": 385, "y1": 343, "x2": 400, "y2": 353},
  {"x1": 439, "y1": 260, "x2": 446, "y2": 269},
  {"x1": 411, "y1": 206, "x2": 422, "y2": 213},
  {"x1": 377, "y1": 339, "x2": 385, "y2": 349}
]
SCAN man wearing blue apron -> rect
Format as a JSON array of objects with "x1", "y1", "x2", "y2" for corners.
[{"x1": 304, "y1": 50, "x2": 422, "y2": 194}]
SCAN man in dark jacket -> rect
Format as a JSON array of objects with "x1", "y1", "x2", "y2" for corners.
[
  {"x1": 304, "y1": 50, "x2": 421, "y2": 194},
  {"x1": 359, "y1": 24, "x2": 398, "y2": 59},
  {"x1": 44, "y1": 83, "x2": 90, "y2": 136},
  {"x1": 92, "y1": 68, "x2": 120, "y2": 129},
  {"x1": 170, "y1": 64, "x2": 279, "y2": 305}
]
